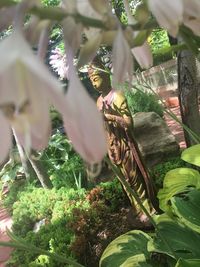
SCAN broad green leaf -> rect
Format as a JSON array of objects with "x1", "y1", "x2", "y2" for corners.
[
  {"x1": 100, "y1": 230, "x2": 154, "y2": 267},
  {"x1": 148, "y1": 215, "x2": 200, "y2": 259},
  {"x1": 175, "y1": 258, "x2": 200, "y2": 267},
  {"x1": 181, "y1": 144, "x2": 200, "y2": 167},
  {"x1": 158, "y1": 168, "x2": 200, "y2": 212},
  {"x1": 171, "y1": 189, "x2": 200, "y2": 234}
]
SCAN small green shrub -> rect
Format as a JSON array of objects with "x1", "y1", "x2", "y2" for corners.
[
  {"x1": 86, "y1": 179, "x2": 127, "y2": 212},
  {"x1": 125, "y1": 88, "x2": 164, "y2": 117},
  {"x1": 12, "y1": 187, "x2": 87, "y2": 234},
  {"x1": 2, "y1": 180, "x2": 36, "y2": 212},
  {"x1": 8, "y1": 219, "x2": 76, "y2": 267},
  {"x1": 7, "y1": 178, "x2": 128, "y2": 266}
]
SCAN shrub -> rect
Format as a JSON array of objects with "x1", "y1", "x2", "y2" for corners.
[{"x1": 8, "y1": 178, "x2": 128, "y2": 266}]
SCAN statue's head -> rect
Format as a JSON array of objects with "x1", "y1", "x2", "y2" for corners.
[{"x1": 88, "y1": 55, "x2": 111, "y2": 93}]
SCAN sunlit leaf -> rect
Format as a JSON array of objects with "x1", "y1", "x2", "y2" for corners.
[
  {"x1": 100, "y1": 230, "x2": 155, "y2": 267},
  {"x1": 148, "y1": 214, "x2": 200, "y2": 259},
  {"x1": 181, "y1": 144, "x2": 200, "y2": 167},
  {"x1": 158, "y1": 167, "x2": 200, "y2": 212},
  {"x1": 171, "y1": 189, "x2": 200, "y2": 234}
]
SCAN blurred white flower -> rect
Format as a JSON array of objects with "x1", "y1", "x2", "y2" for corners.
[
  {"x1": 0, "y1": 6, "x2": 16, "y2": 32},
  {"x1": 184, "y1": 18, "x2": 200, "y2": 36},
  {"x1": 131, "y1": 41, "x2": 153, "y2": 69},
  {"x1": 148, "y1": 0, "x2": 183, "y2": 37},
  {"x1": 0, "y1": 31, "x2": 66, "y2": 162},
  {"x1": 183, "y1": 0, "x2": 200, "y2": 36},
  {"x1": 112, "y1": 27, "x2": 133, "y2": 86},
  {"x1": 182, "y1": 0, "x2": 200, "y2": 18},
  {"x1": 123, "y1": 1, "x2": 152, "y2": 70}
]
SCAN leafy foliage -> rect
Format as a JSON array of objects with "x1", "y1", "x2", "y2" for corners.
[
  {"x1": 4, "y1": 177, "x2": 128, "y2": 266},
  {"x1": 148, "y1": 29, "x2": 172, "y2": 66},
  {"x1": 41, "y1": 130, "x2": 87, "y2": 189},
  {"x1": 125, "y1": 87, "x2": 164, "y2": 117},
  {"x1": 41, "y1": 0, "x2": 60, "y2": 6}
]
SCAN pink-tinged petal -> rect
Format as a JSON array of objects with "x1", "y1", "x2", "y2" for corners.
[
  {"x1": 63, "y1": 65, "x2": 107, "y2": 163},
  {"x1": 77, "y1": 32, "x2": 103, "y2": 68},
  {"x1": 0, "y1": 113, "x2": 12, "y2": 164},
  {"x1": 148, "y1": 0, "x2": 183, "y2": 37},
  {"x1": 88, "y1": 0, "x2": 110, "y2": 15},
  {"x1": 0, "y1": 32, "x2": 64, "y2": 102},
  {"x1": 13, "y1": 83, "x2": 51, "y2": 151},
  {"x1": 0, "y1": 6, "x2": 16, "y2": 31},
  {"x1": 184, "y1": 18, "x2": 200, "y2": 36},
  {"x1": 112, "y1": 27, "x2": 133, "y2": 86},
  {"x1": 62, "y1": 17, "x2": 83, "y2": 55},
  {"x1": 131, "y1": 41, "x2": 153, "y2": 69},
  {"x1": 183, "y1": 0, "x2": 200, "y2": 19},
  {"x1": 77, "y1": 0, "x2": 103, "y2": 39},
  {"x1": 61, "y1": 0, "x2": 76, "y2": 12},
  {"x1": 15, "y1": 120, "x2": 51, "y2": 151},
  {"x1": 77, "y1": 0, "x2": 101, "y2": 19},
  {"x1": 0, "y1": 32, "x2": 61, "y2": 151}
]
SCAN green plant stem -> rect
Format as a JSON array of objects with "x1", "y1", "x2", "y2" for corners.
[
  {"x1": 0, "y1": 230, "x2": 85, "y2": 267},
  {"x1": 104, "y1": 157, "x2": 178, "y2": 260}
]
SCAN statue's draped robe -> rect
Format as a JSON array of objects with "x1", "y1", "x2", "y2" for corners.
[{"x1": 97, "y1": 89, "x2": 158, "y2": 214}]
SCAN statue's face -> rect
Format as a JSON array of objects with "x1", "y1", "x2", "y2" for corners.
[{"x1": 88, "y1": 66, "x2": 110, "y2": 93}]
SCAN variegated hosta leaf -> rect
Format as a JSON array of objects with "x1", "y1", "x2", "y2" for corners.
[
  {"x1": 175, "y1": 258, "x2": 200, "y2": 267},
  {"x1": 148, "y1": 214, "x2": 200, "y2": 259},
  {"x1": 100, "y1": 230, "x2": 155, "y2": 267},
  {"x1": 158, "y1": 167, "x2": 200, "y2": 212},
  {"x1": 181, "y1": 144, "x2": 200, "y2": 167},
  {"x1": 171, "y1": 189, "x2": 200, "y2": 234}
]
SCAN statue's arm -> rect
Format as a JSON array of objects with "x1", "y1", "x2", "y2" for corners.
[{"x1": 104, "y1": 92, "x2": 132, "y2": 128}]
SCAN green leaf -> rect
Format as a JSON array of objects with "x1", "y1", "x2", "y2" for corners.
[
  {"x1": 158, "y1": 168, "x2": 200, "y2": 212},
  {"x1": 148, "y1": 215, "x2": 200, "y2": 259},
  {"x1": 133, "y1": 30, "x2": 151, "y2": 47},
  {"x1": 175, "y1": 258, "x2": 200, "y2": 267},
  {"x1": 181, "y1": 144, "x2": 200, "y2": 167},
  {"x1": 179, "y1": 25, "x2": 199, "y2": 55},
  {"x1": 100, "y1": 230, "x2": 154, "y2": 267},
  {"x1": 171, "y1": 189, "x2": 200, "y2": 234}
]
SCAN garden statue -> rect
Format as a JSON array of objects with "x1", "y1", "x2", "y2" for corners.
[{"x1": 88, "y1": 56, "x2": 160, "y2": 225}]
